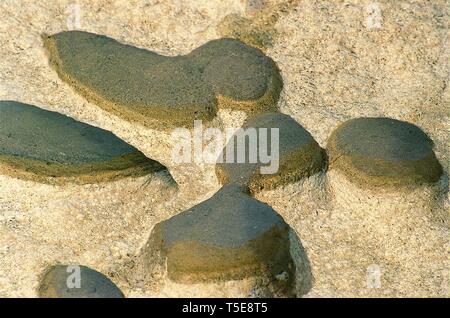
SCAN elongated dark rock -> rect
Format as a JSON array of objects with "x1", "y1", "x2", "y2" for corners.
[
  {"x1": 39, "y1": 265, "x2": 124, "y2": 298},
  {"x1": 43, "y1": 31, "x2": 282, "y2": 128},
  {"x1": 327, "y1": 117, "x2": 443, "y2": 187},
  {"x1": 0, "y1": 100, "x2": 166, "y2": 184},
  {"x1": 145, "y1": 184, "x2": 294, "y2": 295}
]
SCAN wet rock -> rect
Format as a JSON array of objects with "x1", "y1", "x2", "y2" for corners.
[
  {"x1": 188, "y1": 38, "x2": 282, "y2": 113},
  {"x1": 146, "y1": 184, "x2": 294, "y2": 295},
  {"x1": 39, "y1": 265, "x2": 124, "y2": 298},
  {"x1": 216, "y1": 113, "x2": 326, "y2": 194},
  {"x1": 327, "y1": 117, "x2": 443, "y2": 187},
  {"x1": 43, "y1": 31, "x2": 282, "y2": 129},
  {"x1": 0, "y1": 100, "x2": 166, "y2": 184}
]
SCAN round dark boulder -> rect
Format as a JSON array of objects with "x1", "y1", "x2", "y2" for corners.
[
  {"x1": 39, "y1": 265, "x2": 124, "y2": 298},
  {"x1": 327, "y1": 117, "x2": 442, "y2": 187}
]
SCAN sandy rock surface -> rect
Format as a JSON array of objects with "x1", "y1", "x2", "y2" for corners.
[{"x1": 0, "y1": 0, "x2": 448, "y2": 297}]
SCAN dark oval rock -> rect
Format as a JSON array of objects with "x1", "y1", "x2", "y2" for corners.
[
  {"x1": 188, "y1": 38, "x2": 281, "y2": 102},
  {"x1": 39, "y1": 265, "x2": 124, "y2": 298},
  {"x1": 326, "y1": 117, "x2": 443, "y2": 187},
  {"x1": 147, "y1": 183, "x2": 294, "y2": 294},
  {"x1": 216, "y1": 113, "x2": 326, "y2": 194},
  {"x1": 43, "y1": 31, "x2": 215, "y2": 128},
  {"x1": 0, "y1": 100, "x2": 166, "y2": 183},
  {"x1": 43, "y1": 31, "x2": 282, "y2": 128}
]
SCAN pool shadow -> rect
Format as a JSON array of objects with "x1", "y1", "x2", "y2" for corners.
[{"x1": 289, "y1": 229, "x2": 314, "y2": 297}]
